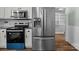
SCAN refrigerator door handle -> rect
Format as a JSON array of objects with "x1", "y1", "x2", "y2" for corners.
[{"x1": 44, "y1": 9, "x2": 47, "y2": 33}]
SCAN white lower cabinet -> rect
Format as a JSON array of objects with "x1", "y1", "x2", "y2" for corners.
[
  {"x1": 0, "y1": 29, "x2": 6, "y2": 48},
  {"x1": 25, "y1": 29, "x2": 32, "y2": 48}
]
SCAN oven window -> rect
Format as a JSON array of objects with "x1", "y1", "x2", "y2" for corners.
[{"x1": 7, "y1": 32, "x2": 24, "y2": 43}]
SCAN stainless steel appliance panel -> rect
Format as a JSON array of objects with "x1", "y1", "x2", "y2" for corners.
[
  {"x1": 32, "y1": 7, "x2": 55, "y2": 37},
  {"x1": 11, "y1": 10, "x2": 28, "y2": 18},
  {"x1": 42, "y1": 7, "x2": 55, "y2": 36},
  {"x1": 32, "y1": 37, "x2": 56, "y2": 51},
  {"x1": 32, "y1": 7, "x2": 56, "y2": 51}
]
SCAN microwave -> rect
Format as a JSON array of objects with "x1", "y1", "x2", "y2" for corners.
[{"x1": 11, "y1": 10, "x2": 28, "y2": 18}]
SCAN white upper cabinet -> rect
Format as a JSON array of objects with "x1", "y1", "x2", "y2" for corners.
[
  {"x1": 20, "y1": 7, "x2": 32, "y2": 18},
  {"x1": 0, "y1": 7, "x2": 32, "y2": 18},
  {"x1": 4, "y1": 7, "x2": 14, "y2": 18},
  {"x1": 0, "y1": 7, "x2": 5, "y2": 18}
]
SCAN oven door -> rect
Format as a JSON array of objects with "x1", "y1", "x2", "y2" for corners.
[{"x1": 7, "y1": 30, "x2": 25, "y2": 49}]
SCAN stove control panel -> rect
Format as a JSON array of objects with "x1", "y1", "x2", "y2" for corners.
[{"x1": 14, "y1": 20, "x2": 32, "y2": 28}]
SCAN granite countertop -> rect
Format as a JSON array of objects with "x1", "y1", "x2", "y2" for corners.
[
  {"x1": 0, "y1": 18, "x2": 32, "y2": 20},
  {"x1": 0, "y1": 26, "x2": 15, "y2": 29},
  {"x1": 0, "y1": 18, "x2": 33, "y2": 29},
  {"x1": 0, "y1": 23, "x2": 15, "y2": 29}
]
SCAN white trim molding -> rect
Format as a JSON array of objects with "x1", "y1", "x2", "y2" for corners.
[{"x1": 65, "y1": 25, "x2": 79, "y2": 50}]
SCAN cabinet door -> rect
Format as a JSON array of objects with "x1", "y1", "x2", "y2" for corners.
[
  {"x1": 0, "y1": 7, "x2": 5, "y2": 18},
  {"x1": 4, "y1": 7, "x2": 17, "y2": 18},
  {"x1": 0, "y1": 29, "x2": 6, "y2": 48},
  {"x1": 5, "y1": 7, "x2": 12, "y2": 18},
  {"x1": 25, "y1": 29, "x2": 32, "y2": 48}
]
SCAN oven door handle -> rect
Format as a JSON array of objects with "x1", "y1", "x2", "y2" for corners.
[{"x1": 7, "y1": 30, "x2": 23, "y2": 32}]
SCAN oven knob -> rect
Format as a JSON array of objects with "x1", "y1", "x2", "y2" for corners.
[
  {"x1": 15, "y1": 23, "x2": 17, "y2": 24},
  {"x1": 28, "y1": 31, "x2": 30, "y2": 32}
]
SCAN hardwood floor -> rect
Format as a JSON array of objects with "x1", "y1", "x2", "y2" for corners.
[
  {"x1": 0, "y1": 34, "x2": 77, "y2": 51},
  {"x1": 56, "y1": 34, "x2": 77, "y2": 51}
]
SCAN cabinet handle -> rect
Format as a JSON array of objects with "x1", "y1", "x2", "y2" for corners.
[
  {"x1": 28, "y1": 31, "x2": 30, "y2": 32},
  {"x1": 2, "y1": 31, "x2": 4, "y2": 32}
]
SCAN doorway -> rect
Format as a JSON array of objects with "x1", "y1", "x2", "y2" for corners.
[{"x1": 55, "y1": 7, "x2": 77, "y2": 51}]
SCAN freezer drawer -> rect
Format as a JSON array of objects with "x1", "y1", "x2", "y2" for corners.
[{"x1": 32, "y1": 37, "x2": 56, "y2": 51}]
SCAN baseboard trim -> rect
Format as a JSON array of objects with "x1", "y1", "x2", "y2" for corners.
[
  {"x1": 65, "y1": 25, "x2": 79, "y2": 50},
  {"x1": 65, "y1": 41, "x2": 78, "y2": 51}
]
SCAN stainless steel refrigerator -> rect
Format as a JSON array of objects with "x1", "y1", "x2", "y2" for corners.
[{"x1": 32, "y1": 7, "x2": 56, "y2": 51}]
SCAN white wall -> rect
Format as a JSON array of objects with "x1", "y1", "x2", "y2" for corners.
[{"x1": 65, "y1": 8, "x2": 79, "y2": 50}]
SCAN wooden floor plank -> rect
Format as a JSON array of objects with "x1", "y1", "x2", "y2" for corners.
[{"x1": 56, "y1": 34, "x2": 77, "y2": 51}]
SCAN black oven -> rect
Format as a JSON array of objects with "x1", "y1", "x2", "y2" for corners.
[{"x1": 7, "y1": 27, "x2": 25, "y2": 49}]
